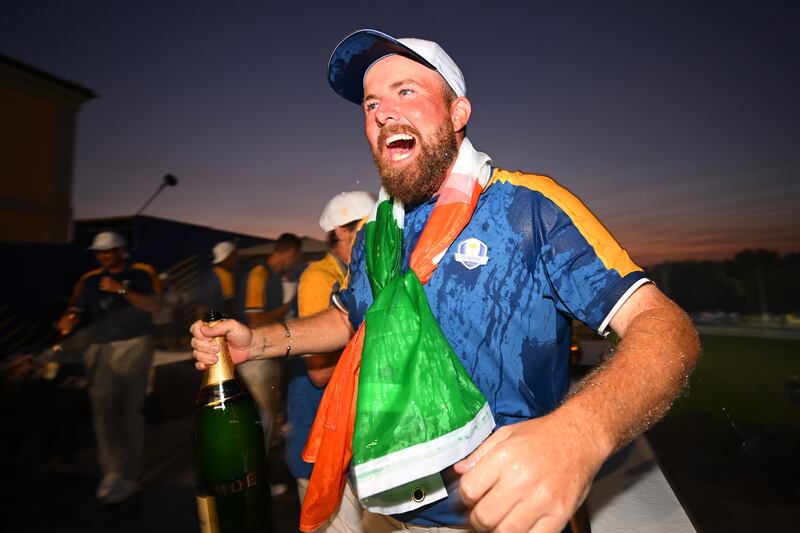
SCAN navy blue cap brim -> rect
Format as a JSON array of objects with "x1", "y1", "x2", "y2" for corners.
[{"x1": 328, "y1": 29, "x2": 436, "y2": 105}]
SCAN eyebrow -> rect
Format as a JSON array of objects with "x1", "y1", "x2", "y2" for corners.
[{"x1": 362, "y1": 79, "x2": 421, "y2": 104}]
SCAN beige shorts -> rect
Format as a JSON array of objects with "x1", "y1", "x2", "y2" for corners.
[{"x1": 296, "y1": 479, "x2": 472, "y2": 533}]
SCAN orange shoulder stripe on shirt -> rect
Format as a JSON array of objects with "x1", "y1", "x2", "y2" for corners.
[
  {"x1": 71, "y1": 267, "x2": 103, "y2": 304},
  {"x1": 132, "y1": 262, "x2": 162, "y2": 293},
  {"x1": 78, "y1": 267, "x2": 103, "y2": 282},
  {"x1": 245, "y1": 264, "x2": 268, "y2": 310},
  {"x1": 213, "y1": 266, "x2": 236, "y2": 299},
  {"x1": 489, "y1": 169, "x2": 642, "y2": 277}
]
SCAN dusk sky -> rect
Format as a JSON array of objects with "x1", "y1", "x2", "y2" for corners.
[{"x1": 2, "y1": 1, "x2": 798, "y2": 265}]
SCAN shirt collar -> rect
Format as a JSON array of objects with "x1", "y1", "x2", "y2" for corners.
[
  {"x1": 407, "y1": 137, "x2": 493, "y2": 213},
  {"x1": 451, "y1": 137, "x2": 493, "y2": 190}
]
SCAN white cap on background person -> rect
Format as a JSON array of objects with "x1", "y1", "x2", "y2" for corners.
[
  {"x1": 319, "y1": 191, "x2": 376, "y2": 232},
  {"x1": 89, "y1": 231, "x2": 127, "y2": 251},
  {"x1": 212, "y1": 241, "x2": 236, "y2": 264},
  {"x1": 328, "y1": 29, "x2": 466, "y2": 105}
]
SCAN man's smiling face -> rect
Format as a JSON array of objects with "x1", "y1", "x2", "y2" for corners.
[{"x1": 362, "y1": 55, "x2": 459, "y2": 205}]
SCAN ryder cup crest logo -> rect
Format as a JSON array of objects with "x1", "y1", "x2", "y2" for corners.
[{"x1": 454, "y1": 238, "x2": 489, "y2": 269}]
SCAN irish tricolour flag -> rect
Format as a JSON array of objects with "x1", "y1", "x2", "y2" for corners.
[{"x1": 352, "y1": 191, "x2": 495, "y2": 514}]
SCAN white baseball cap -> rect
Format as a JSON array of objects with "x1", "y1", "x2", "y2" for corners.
[
  {"x1": 328, "y1": 29, "x2": 466, "y2": 105},
  {"x1": 319, "y1": 191, "x2": 376, "y2": 232},
  {"x1": 89, "y1": 231, "x2": 126, "y2": 251},
  {"x1": 212, "y1": 241, "x2": 236, "y2": 264}
]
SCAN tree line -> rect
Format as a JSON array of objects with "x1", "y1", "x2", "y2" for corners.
[{"x1": 646, "y1": 249, "x2": 800, "y2": 315}]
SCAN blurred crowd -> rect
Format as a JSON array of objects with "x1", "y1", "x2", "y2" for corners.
[{"x1": 0, "y1": 191, "x2": 375, "y2": 527}]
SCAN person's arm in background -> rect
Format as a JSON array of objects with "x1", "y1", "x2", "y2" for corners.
[
  {"x1": 98, "y1": 266, "x2": 161, "y2": 313},
  {"x1": 57, "y1": 310, "x2": 83, "y2": 337},
  {"x1": 57, "y1": 273, "x2": 90, "y2": 336},
  {"x1": 99, "y1": 277, "x2": 160, "y2": 313},
  {"x1": 456, "y1": 298, "x2": 699, "y2": 532},
  {"x1": 243, "y1": 264, "x2": 291, "y2": 327}
]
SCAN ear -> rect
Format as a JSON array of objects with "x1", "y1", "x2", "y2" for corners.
[{"x1": 450, "y1": 96, "x2": 471, "y2": 133}]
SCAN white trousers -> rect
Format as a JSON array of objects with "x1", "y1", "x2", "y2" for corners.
[{"x1": 84, "y1": 334, "x2": 153, "y2": 480}]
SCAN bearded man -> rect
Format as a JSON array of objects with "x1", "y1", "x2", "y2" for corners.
[{"x1": 192, "y1": 30, "x2": 700, "y2": 533}]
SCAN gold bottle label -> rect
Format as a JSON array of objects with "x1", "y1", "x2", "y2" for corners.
[
  {"x1": 202, "y1": 318, "x2": 236, "y2": 387},
  {"x1": 211, "y1": 468, "x2": 262, "y2": 497},
  {"x1": 196, "y1": 493, "x2": 220, "y2": 533}
]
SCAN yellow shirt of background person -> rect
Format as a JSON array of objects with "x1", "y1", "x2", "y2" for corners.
[
  {"x1": 298, "y1": 253, "x2": 346, "y2": 318},
  {"x1": 297, "y1": 253, "x2": 347, "y2": 385},
  {"x1": 296, "y1": 191, "x2": 374, "y2": 386}
]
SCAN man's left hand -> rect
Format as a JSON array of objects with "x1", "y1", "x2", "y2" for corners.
[{"x1": 455, "y1": 413, "x2": 604, "y2": 532}]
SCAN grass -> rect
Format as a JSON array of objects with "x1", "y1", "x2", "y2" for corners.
[
  {"x1": 647, "y1": 334, "x2": 800, "y2": 531},
  {"x1": 670, "y1": 335, "x2": 800, "y2": 429}
]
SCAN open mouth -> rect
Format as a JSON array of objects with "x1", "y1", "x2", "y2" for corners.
[{"x1": 385, "y1": 133, "x2": 417, "y2": 162}]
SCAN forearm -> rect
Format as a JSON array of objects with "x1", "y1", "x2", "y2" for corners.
[
  {"x1": 126, "y1": 291, "x2": 161, "y2": 313},
  {"x1": 558, "y1": 299, "x2": 700, "y2": 458},
  {"x1": 249, "y1": 307, "x2": 353, "y2": 359},
  {"x1": 58, "y1": 310, "x2": 82, "y2": 336},
  {"x1": 305, "y1": 352, "x2": 340, "y2": 386}
]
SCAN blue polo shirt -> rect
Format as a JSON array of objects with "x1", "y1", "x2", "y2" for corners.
[
  {"x1": 286, "y1": 254, "x2": 347, "y2": 480},
  {"x1": 336, "y1": 168, "x2": 648, "y2": 526}
]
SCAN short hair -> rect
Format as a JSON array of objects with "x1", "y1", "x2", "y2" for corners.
[
  {"x1": 441, "y1": 77, "x2": 457, "y2": 106},
  {"x1": 326, "y1": 219, "x2": 360, "y2": 247},
  {"x1": 273, "y1": 232, "x2": 301, "y2": 253},
  {"x1": 439, "y1": 78, "x2": 466, "y2": 135}
]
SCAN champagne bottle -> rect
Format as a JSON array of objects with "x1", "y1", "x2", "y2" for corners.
[{"x1": 194, "y1": 310, "x2": 273, "y2": 533}]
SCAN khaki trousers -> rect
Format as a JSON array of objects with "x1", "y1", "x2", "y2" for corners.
[{"x1": 237, "y1": 358, "x2": 284, "y2": 445}]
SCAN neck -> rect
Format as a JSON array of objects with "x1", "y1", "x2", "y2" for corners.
[{"x1": 331, "y1": 241, "x2": 350, "y2": 264}]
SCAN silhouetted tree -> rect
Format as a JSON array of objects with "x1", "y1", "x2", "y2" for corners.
[{"x1": 647, "y1": 249, "x2": 798, "y2": 315}]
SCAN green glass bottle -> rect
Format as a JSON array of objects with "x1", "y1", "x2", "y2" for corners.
[{"x1": 194, "y1": 310, "x2": 273, "y2": 533}]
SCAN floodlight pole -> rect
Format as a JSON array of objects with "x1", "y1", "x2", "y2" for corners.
[{"x1": 135, "y1": 174, "x2": 179, "y2": 216}]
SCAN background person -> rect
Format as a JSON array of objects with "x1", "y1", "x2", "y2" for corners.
[
  {"x1": 58, "y1": 231, "x2": 161, "y2": 504},
  {"x1": 241, "y1": 233, "x2": 302, "y2": 446},
  {"x1": 287, "y1": 191, "x2": 377, "y2": 531},
  {"x1": 198, "y1": 240, "x2": 243, "y2": 321}
]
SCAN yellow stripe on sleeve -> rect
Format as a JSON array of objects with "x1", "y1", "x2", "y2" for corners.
[
  {"x1": 491, "y1": 169, "x2": 642, "y2": 277},
  {"x1": 132, "y1": 262, "x2": 162, "y2": 294},
  {"x1": 213, "y1": 267, "x2": 236, "y2": 299},
  {"x1": 70, "y1": 267, "x2": 102, "y2": 305}
]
